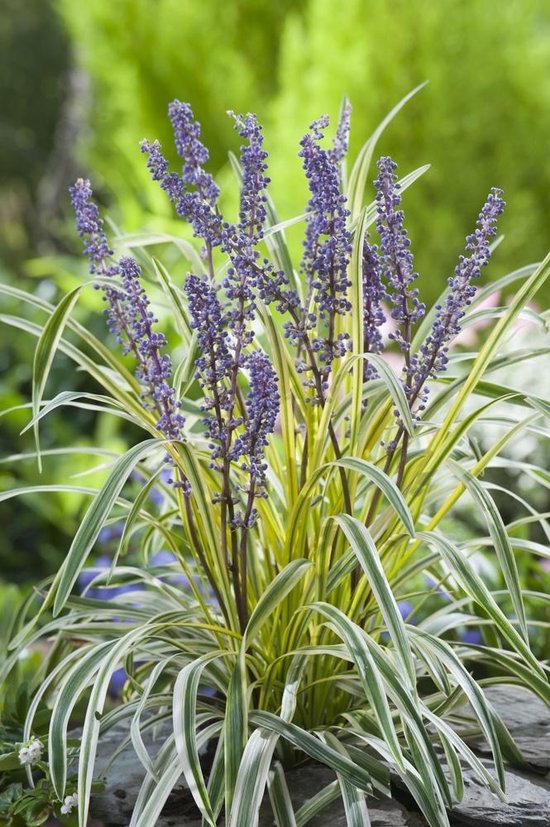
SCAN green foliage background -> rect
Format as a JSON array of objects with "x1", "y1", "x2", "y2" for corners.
[{"x1": 58, "y1": 0, "x2": 550, "y2": 301}]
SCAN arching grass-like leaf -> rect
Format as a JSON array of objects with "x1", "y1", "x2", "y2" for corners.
[
  {"x1": 50, "y1": 439, "x2": 165, "y2": 617},
  {"x1": 417, "y1": 532, "x2": 545, "y2": 681},
  {"x1": 245, "y1": 560, "x2": 312, "y2": 645},
  {"x1": 348, "y1": 82, "x2": 428, "y2": 218},
  {"x1": 448, "y1": 461, "x2": 527, "y2": 641},
  {"x1": 31, "y1": 286, "x2": 83, "y2": 470},
  {"x1": 333, "y1": 515, "x2": 416, "y2": 688},
  {"x1": 173, "y1": 652, "x2": 226, "y2": 826},
  {"x1": 310, "y1": 602, "x2": 405, "y2": 772}
]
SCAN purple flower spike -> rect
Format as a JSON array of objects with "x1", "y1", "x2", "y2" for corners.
[
  {"x1": 408, "y1": 188, "x2": 505, "y2": 411},
  {"x1": 362, "y1": 236, "x2": 387, "y2": 378},
  {"x1": 142, "y1": 101, "x2": 222, "y2": 246},
  {"x1": 118, "y1": 256, "x2": 185, "y2": 440},
  {"x1": 140, "y1": 138, "x2": 184, "y2": 207},
  {"x1": 168, "y1": 100, "x2": 222, "y2": 245},
  {"x1": 330, "y1": 100, "x2": 352, "y2": 165},
  {"x1": 374, "y1": 157, "x2": 425, "y2": 354},
  {"x1": 69, "y1": 178, "x2": 117, "y2": 276},
  {"x1": 185, "y1": 274, "x2": 234, "y2": 468},
  {"x1": 70, "y1": 180, "x2": 185, "y2": 448},
  {"x1": 232, "y1": 350, "x2": 279, "y2": 525},
  {"x1": 230, "y1": 111, "x2": 269, "y2": 243},
  {"x1": 299, "y1": 111, "x2": 353, "y2": 379}
]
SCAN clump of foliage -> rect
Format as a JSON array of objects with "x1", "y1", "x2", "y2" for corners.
[{"x1": 1, "y1": 97, "x2": 549, "y2": 826}]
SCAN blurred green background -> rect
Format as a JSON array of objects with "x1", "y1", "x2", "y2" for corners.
[{"x1": 1, "y1": 0, "x2": 550, "y2": 594}]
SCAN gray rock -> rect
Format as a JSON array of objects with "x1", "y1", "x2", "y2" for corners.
[
  {"x1": 474, "y1": 686, "x2": 550, "y2": 771},
  {"x1": 450, "y1": 765, "x2": 550, "y2": 826}
]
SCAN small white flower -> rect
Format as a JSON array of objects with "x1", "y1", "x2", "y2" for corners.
[
  {"x1": 18, "y1": 747, "x2": 31, "y2": 765},
  {"x1": 18, "y1": 738, "x2": 42, "y2": 766},
  {"x1": 60, "y1": 793, "x2": 78, "y2": 815}
]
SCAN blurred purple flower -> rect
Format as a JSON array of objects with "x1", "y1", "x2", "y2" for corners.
[
  {"x1": 459, "y1": 628, "x2": 483, "y2": 645},
  {"x1": 76, "y1": 555, "x2": 145, "y2": 601},
  {"x1": 397, "y1": 600, "x2": 414, "y2": 622},
  {"x1": 150, "y1": 550, "x2": 190, "y2": 589}
]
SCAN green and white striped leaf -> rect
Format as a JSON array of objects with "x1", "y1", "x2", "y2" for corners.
[
  {"x1": 448, "y1": 461, "x2": 527, "y2": 640},
  {"x1": 334, "y1": 515, "x2": 416, "y2": 688},
  {"x1": 321, "y1": 733, "x2": 371, "y2": 827},
  {"x1": 268, "y1": 762, "x2": 298, "y2": 827},
  {"x1": 417, "y1": 531, "x2": 544, "y2": 680},
  {"x1": 245, "y1": 559, "x2": 312, "y2": 645},
  {"x1": 50, "y1": 439, "x2": 165, "y2": 617},
  {"x1": 310, "y1": 602, "x2": 405, "y2": 772},
  {"x1": 249, "y1": 712, "x2": 372, "y2": 791},
  {"x1": 31, "y1": 286, "x2": 83, "y2": 470},
  {"x1": 173, "y1": 652, "x2": 226, "y2": 826}
]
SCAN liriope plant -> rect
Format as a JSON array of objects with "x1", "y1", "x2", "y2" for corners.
[{"x1": 1, "y1": 92, "x2": 550, "y2": 827}]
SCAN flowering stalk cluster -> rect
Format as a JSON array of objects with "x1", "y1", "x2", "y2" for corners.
[
  {"x1": 365, "y1": 161, "x2": 505, "y2": 493},
  {"x1": 141, "y1": 103, "x2": 282, "y2": 629},
  {"x1": 74, "y1": 99, "x2": 506, "y2": 628}
]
